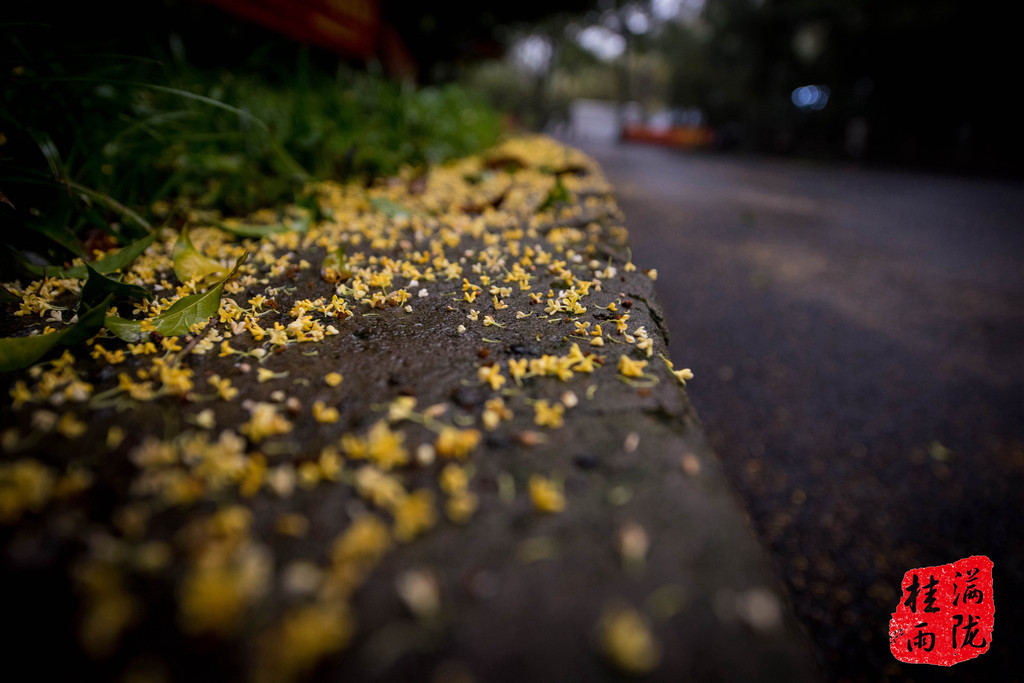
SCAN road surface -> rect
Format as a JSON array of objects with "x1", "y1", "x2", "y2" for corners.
[{"x1": 562, "y1": 138, "x2": 1024, "y2": 682}]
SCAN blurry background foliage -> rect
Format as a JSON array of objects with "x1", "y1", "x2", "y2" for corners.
[
  {"x1": 0, "y1": 1, "x2": 502, "y2": 277},
  {"x1": 4, "y1": 0, "x2": 1020, "y2": 279}
]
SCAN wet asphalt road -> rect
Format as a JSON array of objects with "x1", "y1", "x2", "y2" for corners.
[{"x1": 561, "y1": 138, "x2": 1024, "y2": 682}]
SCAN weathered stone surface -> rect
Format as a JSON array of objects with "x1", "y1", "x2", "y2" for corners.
[{"x1": 0, "y1": 137, "x2": 819, "y2": 682}]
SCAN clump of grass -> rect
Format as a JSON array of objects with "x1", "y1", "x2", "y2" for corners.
[{"x1": 0, "y1": 14, "x2": 502, "y2": 277}]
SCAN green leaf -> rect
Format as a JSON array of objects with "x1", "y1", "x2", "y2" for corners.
[
  {"x1": 88, "y1": 231, "x2": 158, "y2": 274},
  {"x1": 105, "y1": 253, "x2": 246, "y2": 341},
  {"x1": 81, "y1": 264, "x2": 152, "y2": 308},
  {"x1": 69, "y1": 181, "x2": 153, "y2": 232},
  {"x1": 27, "y1": 232, "x2": 157, "y2": 279},
  {"x1": 369, "y1": 197, "x2": 414, "y2": 218},
  {"x1": 101, "y1": 316, "x2": 145, "y2": 342},
  {"x1": 0, "y1": 332, "x2": 64, "y2": 373},
  {"x1": 172, "y1": 227, "x2": 227, "y2": 285},
  {"x1": 60, "y1": 296, "x2": 115, "y2": 347},
  {"x1": 320, "y1": 246, "x2": 351, "y2": 284},
  {"x1": 28, "y1": 130, "x2": 71, "y2": 195},
  {"x1": 538, "y1": 175, "x2": 570, "y2": 213},
  {"x1": 0, "y1": 294, "x2": 113, "y2": 372}
]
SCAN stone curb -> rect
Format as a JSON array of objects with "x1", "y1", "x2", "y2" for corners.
[{"x1": 0, "y1": 136, "x2": 820, "y2": 682}]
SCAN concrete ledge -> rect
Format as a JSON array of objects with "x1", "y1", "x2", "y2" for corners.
[{"x1": 0, "y1": 136, "x2": 819, "y2": 681}]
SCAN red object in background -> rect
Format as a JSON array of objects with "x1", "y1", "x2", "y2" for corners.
[
  {"x1": 621, "y1": 125, "x2": 715, "y2": 150},
  {"x1": 202, "y1": 0, "x2": 380, "y2": 59},
  {"x1": 889, "y1": 555, "x2": 994, "y2": 666}
]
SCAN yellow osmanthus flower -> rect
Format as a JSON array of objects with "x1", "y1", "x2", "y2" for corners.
[
  {"x1": 393, "y1": 489, "x2": 436, "y2": 542},
  {"x1": 617, "y1": 355, "x2": 648, "y2": 379},
  {"x1": 636, "y1": 337, "x2": 654, "y2": 357},
  {"x1": 149, "y1": 358, "x2": 194, "y2": 396},
  {"x1": 528, "y1": 474, "x2": 565, "y2": 513},
  {"x1": 598, "y1": 603, "x2": 662, "y2": 675},
  {"x1": 481, "y1": 396, "x2": 512, "y2": 430},
  {"x1": 533, "y1": 400, "x2": 565, "y2": 428},
  {"x1": 553, "y1": 356, "x2": 575, "y2": 381},
  {"x1": 312, "y1": 401, "x2": 340, "y2": 424},
  {"x1": 327, "y1": 514, "x2": 392, "y2": 598},
  {"x1": 245, "y1": 318, "x2": 267, "y2": 341},
  {"x1": 319, "y1": 447, "x2": 343, "y2": 481},
  {"x1": 529, "y1": 355, "x2": 556, "y2": 377},
  {"x1": 276, "y1": 511, "x2": 311, "y2": 534},
  {"x1": 268, "y1": 325, "x2": 289, "y2": 346},
  {"x1": 160, "y1": 337, "x2": 183, "y2": 353},
  {"x1": 240, "y1": 403, "x2": 293, "y2": 442},
  {"x1": 127, "y1": 341, "x2": 158, "y2": 356},
  {"x1": 257, "y1": 602, "x2": 355, "y2": 683},
  {"x1": 10, "y1": 380, "x2": 33, "y2": 409},
  {"x1": 439, "y1": 463, "x2": 469, "y2": 495},
  {"x1": 256, "y1": 367, "x2": 287, "y2": 383},
  {"x1": 386, "y1": 396, "x2": 417, "y2": 422},
  {"x1": 74, "y1": 561, "x2": 139, "y2": 659},
  {"x1": 662, "y1": 357, "x2": 695, "y2": 385},
  {"x1": 106, "y1": 425, "x2": 125, "y2": 449},
  {"x1": 434, "y1": 426, "x2": 482, "y2": 460},
  {"x1": 0, "y1": 459, "x2": 55, "y2": 523},
  {"x1": 342, "y1": 421, "x2": 408, "y2": 470},
  {"x1": 446, "y1": 492, "x2": 479, "y2": 524},
  {"x1": 56, "y1": 412, "x2": 87, "y2": 439},
  {"x1": 354, "y1": 466, "x2": 407, "y2": 510},
  {"x1": 439, "y1": 464, "x2": 478, "y2": 522},
  {"x1": 90, "y1": 344, "x2": 125, "y2": 365},
  {"x1": 573, "y1": 356, "x2": 598, "y2": 374},
  {"x1": 507, "y1": 358, "x2": 528, "y2": 382},
  {"x1": 478, "y1": 363, "x2": 506, "y2": 390},
  {"x1": 673, "y1": 367, "x2": 694, "y2": 384},
  {"x1": 178, "y1": 545, "x2": 271, "y2": 637},
  {"x1": 324, "y1": 371, "x2": 344, "y2": 387},
  {"x1": 208, "y1": 375, "x2": 239, "y2": 401},
  {"x1": 219, "y1": 340, "x2": 238, "y2": 358},
  {"x1": 332, "y1": 515, "x2": 393, "y2": 570},
  {"x1": 118, "y1": 373, "x2": 156, "y2": 401},
  {"x1": 239, "y1": 454, "x2": 267, "y2": 498}
]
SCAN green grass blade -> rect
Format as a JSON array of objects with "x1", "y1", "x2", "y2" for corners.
[
  {"x1": 68, "y1": 181, "x2": 152, "y2": 231},
  {"x1": 26, "y1": 231, "x2": 156, "y2": 279}
]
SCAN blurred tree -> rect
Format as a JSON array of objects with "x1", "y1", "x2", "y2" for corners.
[
  {"x1": 380, "y1": 0, "x2": 601, "y2": 83},
  {"x1": 684, "y1": 0, "x2": 1022, "y2": 172}
]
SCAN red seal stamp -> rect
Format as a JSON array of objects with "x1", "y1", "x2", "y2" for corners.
[{"x1": 889, "y1": 555, "x2": 994, "y2": 666}]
